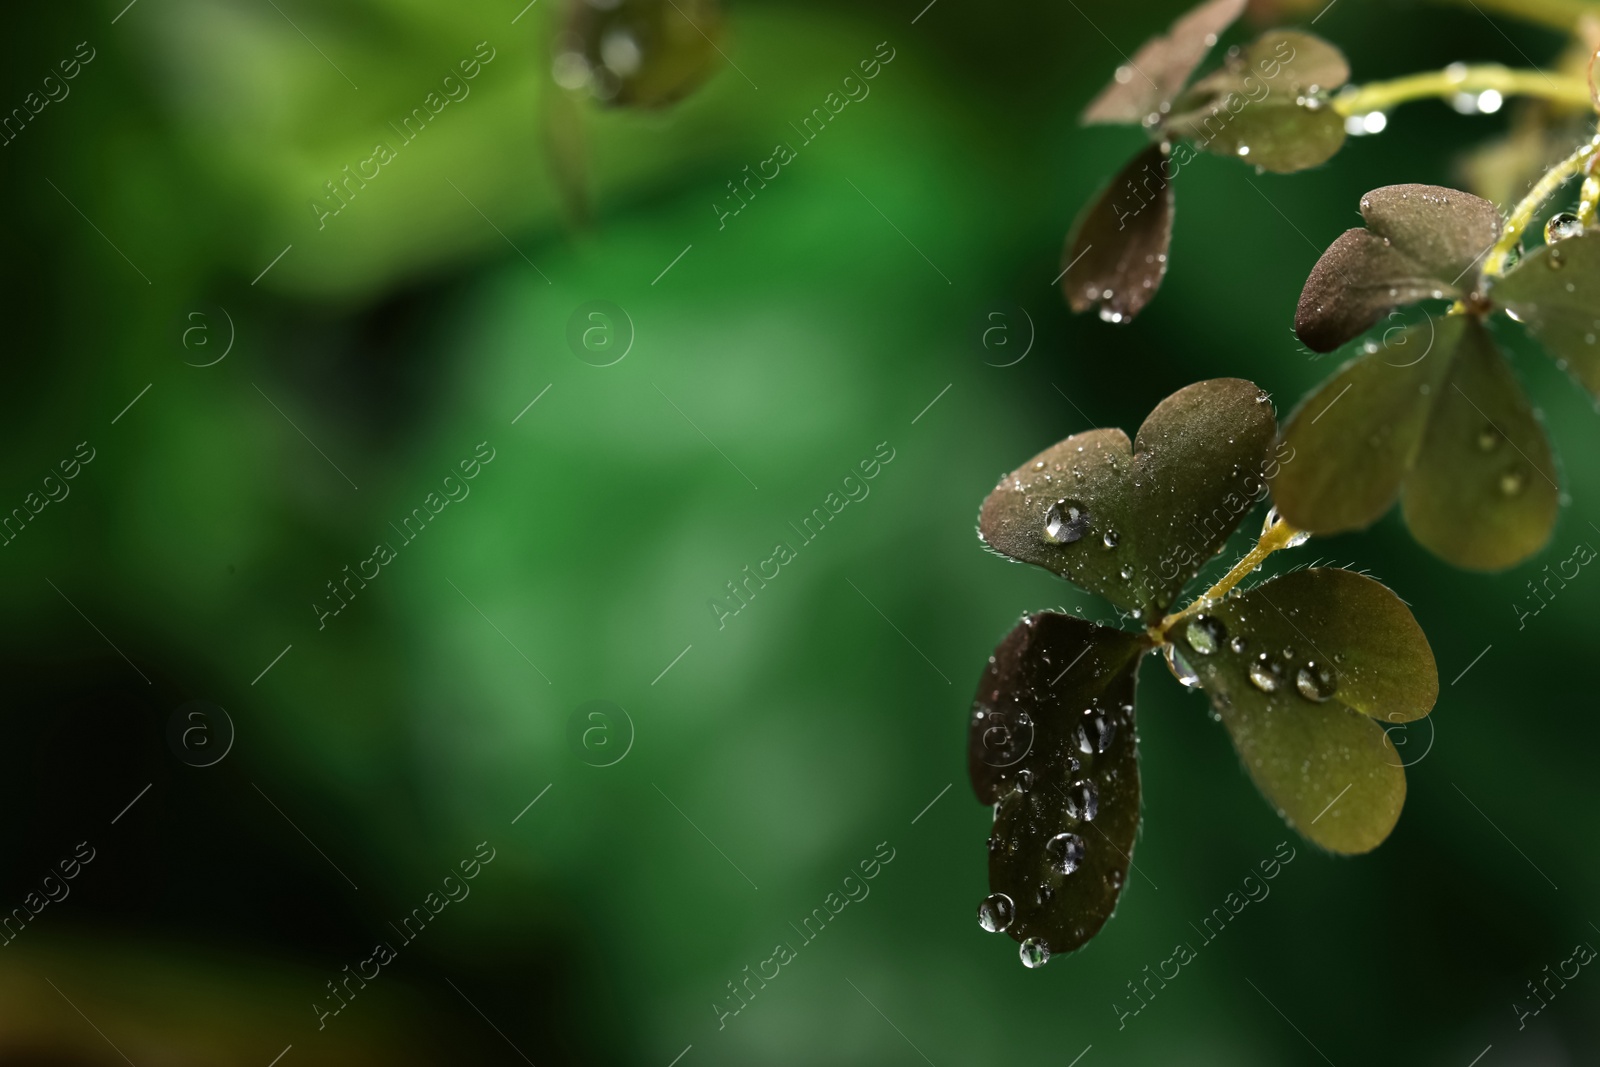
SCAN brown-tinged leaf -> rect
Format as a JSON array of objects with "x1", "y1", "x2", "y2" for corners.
[
  {"x1": 1295, "y1": 185, "x2": 1502, "y2": 352},
  {"x1": 1492, "y1": 228, "x2": 1600, "y2": 398},
  {"x1": 1062, "y1": 143, "x2": 1175, "y2": 324},
  {"x1": 557, "y1": 0, "x2": 724, "y2": 109},
  {"x1": 1082, "y1": 0, "x2": 1248, "y2": 125},
  {"x1": 969, "y1": 613, "x2": 1146, "y2": 957},
  {"x1": 979, "y1": 379, "x2": 1277, "y2": 621},
  {"x1": 1401, "y1": 317, "x2": 1559, "y2": 570}
]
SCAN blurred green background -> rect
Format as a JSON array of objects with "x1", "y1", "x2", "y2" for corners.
[{"x1": 3, "y1": 0, "x2": 1598, "y2": 1063}]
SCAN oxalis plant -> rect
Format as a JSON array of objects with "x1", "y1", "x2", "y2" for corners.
[
  {"x1": 1063, "y1": 0, "x2": 1600, "y2": 569},
  {"x1": 968, "y1": 380, "x2": 1437, "y2": 967},
  {"x1": 973, "y1": 0, "x2": 1600, "y2": 966}
]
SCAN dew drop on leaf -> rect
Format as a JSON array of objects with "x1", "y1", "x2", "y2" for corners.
[
  {"x1": 1248, "y1": 653, "x2": 1285, "y2": 693},
  {"x1": 1164, "y1": 644, "x2": 1202, "y2": 688},
  {"x1": 1102, "y1": 528, "x2": 1120, "y2": 548},
  {"x1": 1044, "y1": 832, "x2": 1087, "y2": 875},
  {"x1": 1229, "y1": 635, "x2": 1248, "y2": 654},
  {"x1": 1184, "y1": 614, "x2": 1227, "y2": 654},
  {"x1": 1295, "y1": 662, "x2": 1338, "y2": 702},
  {"x1": 1043, "y1": 499, "x2": 1090, "y2": 543},
  {"x1": 978, "y1": 892, "x2": 1015, "y2": 932},
  {"x1": 1545, "y1": 212, "x2": 1584, "y2": 244},
  {"x1": 1065, "y1": 779, "x2": 1100, "y2": 822},
  {"x1": 1020, "y1": 937, "x2": 1051, "y2": 968}
]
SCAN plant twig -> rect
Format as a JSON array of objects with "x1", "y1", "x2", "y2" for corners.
[
  {"x1": 1156, "y1": 518, "x2": 1304, "y2": 641},
  {"x1": 1334, "y1": 65, "x2": 1591, "y2": 117},
  {"x1": 1484, "y1": 133, "x2": 1600, "y2": 276}
]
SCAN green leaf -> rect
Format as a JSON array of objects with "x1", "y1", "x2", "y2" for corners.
[
  {"x1": 1182, "y1": 572, "x2": 1420, "y2": 853},
  {"x1": 1081, "y1": 0, "x2": 1247, "y2": 126},
  {"x1": 1491, "y1": 229, "x2": 1600, "y2": 399},
  {"x1": 1062, "y1": 143, "x2": 1176, "y2": 324},
  {"x1": 1272, "y1": 318, "x2": 1456, "y2": 533},
  {"x1": 1273, "y1": 315, "x2": 1559, "y2": 570},
  {"x1": 561, "y1": 0, "x2": 726, "y2": 109},
  {"x1": 1166, "y1": 32, "x2": 1350, "y2": 174},
  {"x1": 979, "y1": 379, "x2": 1278, "y2": 622},
  {"x1": 1402, "y1": 317, "x2": 1560, "y2": 570},
  {"x1": 969, "y1": 613, "x2": 1147, "y2": 957},
  {"x1": 1295, "y1": 185, "x2": 1502, "y2": 352},
  {"x1": 1177, "y1": 568, "x2": 1437, "y2": 724}
]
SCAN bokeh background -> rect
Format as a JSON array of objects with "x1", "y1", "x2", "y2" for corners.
[{"x1": 3, "y1": 0, "x2": 1598, "y2": 1063}]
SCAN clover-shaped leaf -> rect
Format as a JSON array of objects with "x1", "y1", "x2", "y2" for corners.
[
  {"x1": 1066, "y1": 1, "x2": 1350, "y2": 321},
  {"x1": 1277, "y1": 183, "x2": 1576, "y2": 570},
  {"x1": 979, "y1": 378, "x2": 1278, "y2": 623},
  {"x1": 1082, "y1": 0, "x2": 1248, "y2": 126},
  {"x1": 1166, "y1": 31, "x2": 1350, "y2": 173},
  {"x1": 971, "y1": 380, "x2": 1437, "y2": 966},
  {"x1": 1295, "y1": 185, "x2": 1501, "y2": 352}
]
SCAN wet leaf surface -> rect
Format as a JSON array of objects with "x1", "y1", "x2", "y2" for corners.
[
  {"x1": 556, "y1": 0, "x2": 725, "y2": 109},
  {"x1": 1081, "y1": 0, "x2": 1248, "y2": 126},
  {"x1": 1402, "y1": 318, "x2": 1559, "y2": 570},
  {"x1": 1492, "y1": 229, "x2": 1600, "y2": 398},
  {"x1": 1062, "y1": 143, "x2": 1176, "y2": 323},
  {"x1": 1183, "y1": 571, "x2": 1419, "y2": 853},
  {"x1": 1295, "y1": 185, "x2": 1501, "y2": 352},
  {"x1": 979, "y1": 379, "x2": 1277, "y2": 621},
  {"x1": 968, "y1": 613, "x2": 1146, "y2": 957},
  {"x1": 1167, "y1": 31, "x2": 1349, "y2": 173}
]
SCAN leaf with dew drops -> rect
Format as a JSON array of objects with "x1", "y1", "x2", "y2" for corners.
[
  {"x1": 1491, "y1": 228, "x2": 1600, "y2": 399},
  {"x1": 969, "y1": 613, "x2": 1145, "y2": 960},
  {"x1": 1273, "y1": 315, "x2": 1558, "y2": 570},
  {"x1": 1181, "y1": 570, "x2": 1428, "y2": 853},
  {"x1": 1061, "y1": 143, "x2": 1176, "y2": 324},
  {"x1": 556, "y1": 0, "x2": 725, "y2": 109},
  {"x1": 1295, "y1": 185, "x2": 1501, "y2": 353},
  {"x1": 1165, "y1": 31, "x2": 1350, "y2": 174},
  {"x1": 1402, "y1": 317, "x2": 1559, "y2": 570},
  {"x1": 1081, "y1": 0, "x2": 1248, "y2": 126},
  {"x1": 979, "y1": 378, "x2": 1277, "y2": 622}
]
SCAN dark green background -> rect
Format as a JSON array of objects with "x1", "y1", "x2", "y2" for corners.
[{"x1": 2, "y1": 0, "x2": 1596, "y2": 1063}]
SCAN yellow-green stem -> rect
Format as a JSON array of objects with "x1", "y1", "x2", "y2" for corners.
[
  {"x1": 1155, "y1": 519, "x2": 1303, "y2": 642},
  {"x1": 1484, "y1": 133, "x2": 1600, "y2": 277},
  {"x1": 1333, "y1": 65, "x2": 1591, "y2": 117}
]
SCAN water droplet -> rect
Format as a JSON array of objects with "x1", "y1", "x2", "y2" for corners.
[
  {"x1": 1102, "y1": 529, "x2": 1120, "y2": 548},
  {"x1": 1020, "y1": 937, "x2": 1051, "y2": 968},
  {"x1": 1044, "y1": 832, "x2": 1086, "y2": 875},
  {"x1": 1033, "y1": 460, "x2": 1045, "y2": 470},
  {"x1": 1077, "y1": 708, "x2": 1117, "y2": 754},
  {"x1": 1106, "y1": 869, "x2": 1125, "y2": 890},
  {"x1": 1184, "y1": 614, "x2": 1226, "y2": 655},
  {"x1": 1098, "y1": 307, "x2": 1125, "y2": 324},
  {"x1": 1014, "y1": 768, "x2": 1034, "y2": 793},
  {"x1": 1248, "y1": 654, "x2": 1284, "y2": 693},
  {"x1": 1229, "y1": 635, "x2": 1248, "y2": 654},
  {"x1": 1477, "y1": 424, "x2": 1502, "y2": 451},
  {"x1": 978, "y1": 892, "x2": 1015, "y2": 932},
  {"x1": 987, "y1": 835, "x2": 1002, "y2": 854},
  {"x1": 1164, "y1": 644, "x2": 1201, "y2": 688},
  {"x1": 1044, "y1": 500, "x2": 1090, "y2": 543},
  {"x1": 1237, "y1": 145, "x2": 1251, "y2": 157},
  {"x1": 1113, "y1": 65, "x2": 1134, "y2": 84},
  {"x1": 1500, "y1": 468, "x2": 1527, "y2": 496},
  {"x1": 1546, "y1": 212, "x2": 1584, "y2": 244},
  {"x1": 1296, "y1": 662, "x2": 1337, "y2": 703},
  {"x1": 1064, "y1": 780, "x2": 1100, "y2": 823},
  {"x1": 1119, "y1": 565, "x2": 1134, "y2": 580},
  {"x1": 1035, "y1": 883, "x2": 1054, "y2": 906}
]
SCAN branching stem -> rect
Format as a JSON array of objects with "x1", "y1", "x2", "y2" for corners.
[
  {"x1": 1333, "y1": 65, "x2": 1591, "y2": 117},
  {"x1": 1155, "y1": 518, "x2": 1304, "y2": 642},
  {"x1": 1484, "y1": 133, "x2": 1600, "y2": 276}
]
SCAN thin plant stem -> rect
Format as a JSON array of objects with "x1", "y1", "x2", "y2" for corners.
[
  {"x1": 1155, "y1": 519, "x2": 1304, "y2": 641},
  {"x1": 1333, "y1": 65, "x2": 1591, "y2": 117},
  {"x1": 1484, "y1": 133, "x2": 1600, "y2": 276}
]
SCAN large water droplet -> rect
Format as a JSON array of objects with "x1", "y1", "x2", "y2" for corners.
[
  {"x1": 977, "y1": 892, "x2": 1015, "y2": 932},
  {"x1": 1248, "y1": 654, "x2": 1284, "y2": 693},
  {"x1": 1102, "y1": 529, "x2": 1120, "y2": 548},
  {"x1": 1044, "y1": 499, "x2": 1090, "y2": 543},
  {"x1": 1044, "y1": 832, "x2": 1086, "y2": 875},
  {"x1": 1164, "y1": 644, "x2": 1201, "y2": 688},
  {"x1": 1546, "y1": 212, "x2": 1584, "y2": 244},
  {"x1": 1020, "y1": 937, "x2": 1051, "y2": 968},
  {"x1": 1185, "y1": 614, "x2": 1226, "y2": 655},
  {"x1": 1077, "y1": 707, "x2": 1117, "y2": 754},
  {"x1": 1295, "y1": 662, "x2": 1337, "y2": 703},
  {"x1": 1065, "y1": 779, "x2": 1100, "y2": 822}
]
